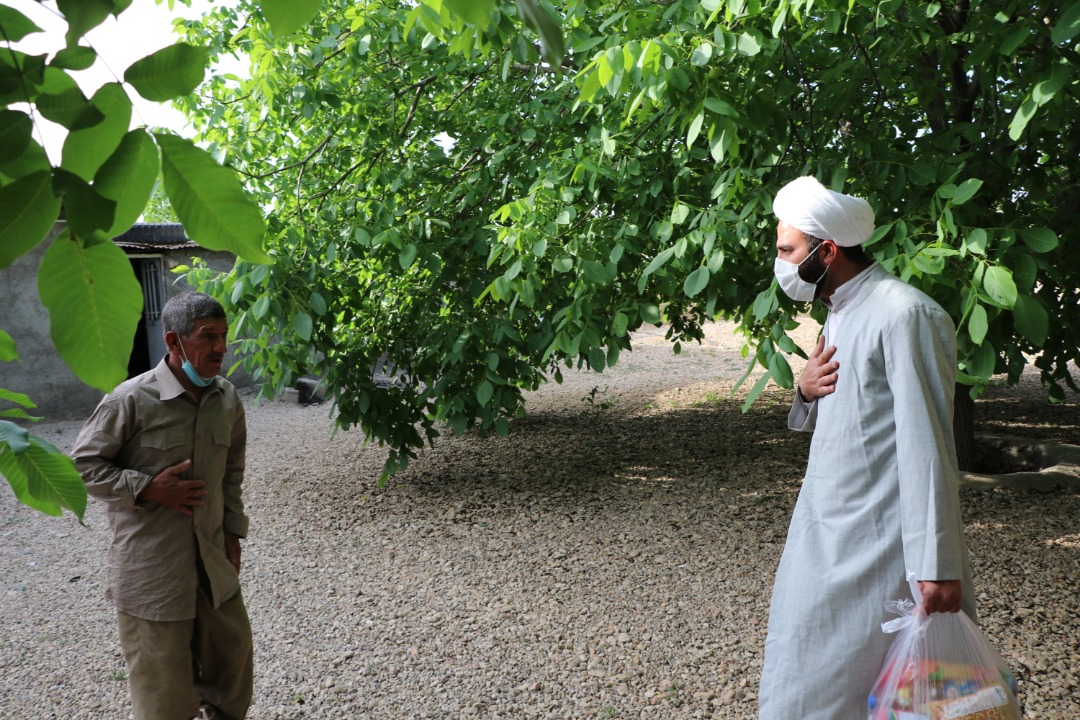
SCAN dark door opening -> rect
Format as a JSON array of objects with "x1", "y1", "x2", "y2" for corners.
[{"x1": 128, "y1": 256, "x2": 167, "y2": 378}]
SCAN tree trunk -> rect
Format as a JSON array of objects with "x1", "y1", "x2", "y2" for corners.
[{"x1": 953, "y1": 384, "x2": 975, "y2": 471}]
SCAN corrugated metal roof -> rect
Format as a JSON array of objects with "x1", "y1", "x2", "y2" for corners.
[{"x1": 114, "y1": 223, "x2": 198, "y2": 251}]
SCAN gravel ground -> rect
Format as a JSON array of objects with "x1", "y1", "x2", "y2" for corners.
[{"x1": 2, "y1": 321, "x2": 1078, "y2": 720}]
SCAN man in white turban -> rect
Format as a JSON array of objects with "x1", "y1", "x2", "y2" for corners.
[{"x1": 758, "y1": 176, "x2": 976, "y2": 719}]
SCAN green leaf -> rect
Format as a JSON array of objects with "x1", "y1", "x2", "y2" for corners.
[
  {"x1": 588, "y1": 346, "x2": 606, "y2": 371},
  {"x1": 0, "y1": 110, "x2": 32, "y2": 164},
  {"x1": 309, "y1": 291, "x2": 327, "y2": 316},
  {"x1": 251, "y1": 295, "x2": 270, "y2": 320},
  {"x1": 1018, "y1": 227, "x2": 1058, "y2": 253},
  {"x1": 968, "y1": 340, "x2": 996, "y2": 380},
  {"x1": 37, "y1": 231, "x2": 143, "y2": 392},
  {"x1": 293, "y1": 311, "x2": 313, "y2": 341},
  {"x1": 444, "y1": 0, "x2": 496, "y2": 29},
  {"x1": 0, "y1": 420, "x2": 31, "y2": 454},
  {"x1": 640, "y1": 304, "x2": 661, "y2": 324},
  {"x1": 1009, "y1": 96, "x2": 1037, "y2": 140},
  {"x1": 703, "y1": 97, "x2": 738, "y2": 117},
  {"x1": 1032, "y1": 63, "x2": 1070, "y2": 105},
  {"x1": 53, "y1": 171, "x2": 116, "y2": 237},
  {"x1": 399, "y1": 243, "x2": 419, "y2": 269},
  {"x1": 260, "y1": 0, "x2": 324, "y2": 37},
  {"x1": 684, "y1": 266, "x2": 710, "y2": 297},
  {"x1": 155, "y1": 133, "x2": 270, "y2": 263},
  {"x1": 581, "y1": 260, "x2": 610, "y2": 284},
  {"x1": 36, "y1": 86, "x2": 104, "y2": 131},
  {"x1": 515, "y1": 0, "x2": 564, "y2": 68},
  {"x1": 1013, "y1": 294, "x2": 1049, "y2": 347},
  {"x1": 612, "y1": 311, "x2": 628, "y2": 336},
  {"x1": 125, "y1": 43, "x2": 207, "y2": 102},
  {"x1": 767, "y1": 352, "x2": 793, "y2": 388},
  {"x1": 950, "y1": 178, "x2": 983, "y2": 206},
  {"x1": 1051, "y1": 2, "x2": 1080, "y2": 44},
  {"x1": 752, "y1": 286, "x2": 778, "y2": 320},
  {"x1": 964, "y1": 228, "x2": 988, "y2": 255},
  {"x1": 0, "y1": 5, "x2": 43, "y2": 42},
  {"x1": 968, "y1": 303, "x2": 988, "y2": 346},
  {"x1": 642, "y1": 246, "x2": 674, "y2": 278},
  {"x1": 0, "y1": 330, "x2": 16, "y2": 362},
  {"x1": 56, "y1": 0, "x2": 112, "y2": 47},
  {"x1": 740, "y1": 371, "x2": 771, "y2": 412},
  {"x1": 0, "y1": 387, "x2": 35, "y2": 409},
  {"x1": 0, "y1": 408, "x2": 43, "y2": 421},
  {"x1": 690, "y1": 43, "x2": 713, "y2": 66},
  {"x1": 477, "y1": 379, "x2": 494, "y2": 405},
  {"x1": 94, "y1": 129, "x2": 161, "y2": 237},
  {"x1": 52, "y1": 46, "x2": 97, "y2": 71},
  {"x1": 686, "y1": 112, "x2": 704, "y2": 148},
  {"x1": 982, "y1": 265, "x2": 1018, "y2": 308},
  {"x1": 0, "y1": 435, "x2": 86, "y2": 521},
  {"x1": 736, "y1": 31, "x2": 761, "y2": 56},
  {"x1": 61, "y1": 83, "x2": 131, "y2": 181},
  {"x1": 0, "y1": 171, "x2": 61, "y2": 269}
]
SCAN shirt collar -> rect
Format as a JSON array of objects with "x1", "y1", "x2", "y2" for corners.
[
  {"x1": 153, "y1": 356, "x2": 217, "y2": 401},
  {"x1": 822, "y1": 261, "x2": 881, "y2": 312}
]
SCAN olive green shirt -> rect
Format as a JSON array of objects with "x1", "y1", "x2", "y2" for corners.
[{"x1": 72, "y1": 358, "x2": 248, "y2": 622}]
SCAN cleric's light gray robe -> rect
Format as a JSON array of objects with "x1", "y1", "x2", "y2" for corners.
[{"x1": 758, "y1": 263, "x2": 975, "y2": 720}]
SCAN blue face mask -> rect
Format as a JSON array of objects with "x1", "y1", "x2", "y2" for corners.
[{"x1": 178, "y1": 341, "x2": 216, "y2": 388}]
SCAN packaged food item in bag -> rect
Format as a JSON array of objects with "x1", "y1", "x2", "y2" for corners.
[{"x1": 868, "y1": 573, "x2": 1021, "y2": 720}]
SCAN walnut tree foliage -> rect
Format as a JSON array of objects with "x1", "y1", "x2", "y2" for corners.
[
  {"x1": 0, "y1": 0, "x2": 286, "y2": 518},
  {"x1": 176, "y1": 0, "x2": 1080, "y2": 480}
]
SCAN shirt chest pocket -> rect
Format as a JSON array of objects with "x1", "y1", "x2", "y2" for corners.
[{"x1": 139, "y1": 427, "x2": 191, "y2": 473}]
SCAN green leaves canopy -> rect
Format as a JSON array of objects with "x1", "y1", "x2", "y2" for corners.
[
  {"x1": 0, "y1": 0, "x2": 270, "y2": 519},
  {"x1": 175, "y1": 0, "x2": 1080, "y2": 479}
]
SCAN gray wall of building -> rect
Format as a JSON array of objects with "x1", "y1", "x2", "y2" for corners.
[{"x1": 1, "y1": 223, "x2": 253, "y2": 423}]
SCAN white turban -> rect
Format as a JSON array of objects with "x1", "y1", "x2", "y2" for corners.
[{"x1": 772, "y1": 176, "x2": 875, "y2": 247}]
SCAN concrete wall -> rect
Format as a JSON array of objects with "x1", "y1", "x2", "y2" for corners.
[{"x1": 1, "y1": 224, "x2": 251, "y2": 423}]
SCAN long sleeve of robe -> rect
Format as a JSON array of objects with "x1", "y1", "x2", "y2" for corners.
[{"x1": 758, "y1": 265, "x2": 975, "y2": 720}]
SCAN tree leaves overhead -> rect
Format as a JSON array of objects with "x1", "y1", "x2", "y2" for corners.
[
  {"x1": 125, "y1": 43, "x2": 207, "y2": 102},
  {"x1": 61, "y1": 82, "x2": 131, "y2": 181},
  {"x1": 0, "y1": 0, "x2": 276, "y2": 521},
  {"x1": 0, "y1": 434, "x2": 87, "y2": 521},
  {"x1": 95, "y1": 129, "x2": 161, "y2": 237},
  {"x1": 155, "y1": 133, "x2": 270, "y2": 263},
  {"x1": 36, "y1": 86, "x2": 104, "y2": 131},
  {"x1": 169, "y1": 0, "x2": 1079, "y2": 476},
  {"x1": 0, "y1": 329, "x2": 17, "y2": 362},
  {"x1": 37, "y1": 231, "x2": 143, "y2": 393},
  {"x1": 0, "y1": 5, "x2": 43, "y2": 42},
  {"x1": 0, "y1": 110, "x2": 32, "y2": 164},
  {"x1": 56, "y1": 0, "x2": 114, "y2": 48},
  {"x1": 259, "y1": 0, "x2": 325, "y2": 37},
  {"x1": 51, "y1": 46, "x2": 98, "y2": 71},
  {"x1": 515, "y1": 0, "x2": 564, "y2": 67},
  {"x1": 1051, "y1": 2, "x2": 1080, "y2": 44},
  {"x1": 444, "y1": 0, "x2": 498, "y2": 29},
  {"x1": 0, "y1": 171, "x2": 61, "y2": 269}
]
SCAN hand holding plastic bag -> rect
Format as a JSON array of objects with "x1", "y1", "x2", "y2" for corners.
[{"x1": 868, "y1": 573, "x2": 1021, "y2": 720}]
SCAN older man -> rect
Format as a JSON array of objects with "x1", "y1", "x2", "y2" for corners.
[
  {"x1": 73, "y1": 292, "x2": 252, "y2": 720},
  {"x1": 758, "y1": 177, "x2": 975, "y2": 719}
]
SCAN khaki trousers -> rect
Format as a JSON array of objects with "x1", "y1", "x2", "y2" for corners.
[{"x1": 117, "y1": 589, "x2": 253, "y2": 720}]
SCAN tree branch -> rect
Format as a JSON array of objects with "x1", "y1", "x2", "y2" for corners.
[{"x1": 239, "y1": 126, "x2": 339, "y2": 180}]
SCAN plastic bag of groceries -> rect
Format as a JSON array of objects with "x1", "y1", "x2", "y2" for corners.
[{"x1": 868, "y1": 573, "x2": 1021, "y2": 720}]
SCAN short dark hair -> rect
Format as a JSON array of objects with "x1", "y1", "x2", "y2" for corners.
[
  {"x1": 804, "y1": 231, "x2": 867, "y2": 263},
  {"x1": 162, "y1": 292, "x2": 226, "y2": 338}
]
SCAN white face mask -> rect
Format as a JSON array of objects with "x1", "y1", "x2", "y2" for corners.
[{"x1": 773, "y1": 245, "x2": 828, "y2": 302}]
